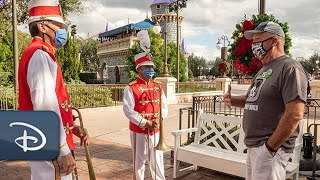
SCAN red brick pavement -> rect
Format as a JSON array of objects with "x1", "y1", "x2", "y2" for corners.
[{"x1": 0, "y1": 138, "x2": 242, "y2": 180}]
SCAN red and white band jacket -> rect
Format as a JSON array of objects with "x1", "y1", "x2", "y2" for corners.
[
  {"x1": 123, "y1": 77, "x2": 168, "y2": 135},
  {"x1": 18, "y1": 37, "x2": 74, "y2": 156}
]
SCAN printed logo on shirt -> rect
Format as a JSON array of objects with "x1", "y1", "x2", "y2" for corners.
[
  {"x1": 260, "y1": 69, "x2": 273, "y2": 79},
  {"x1": 246, "y1": 69, "x2": 272, "y2": 104},
  {"x1": 0, "y1": 111, "x2": 60, "y2": 160},
  {"x1": 244, "y1": 104, "x2": 259, "y2": 111}
]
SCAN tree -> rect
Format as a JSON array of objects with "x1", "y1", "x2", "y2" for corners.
[
  {"x1": 77, "y1": 37, "x2": 99, "y2": 72},
  {"x1": 125, "y1": 29, "x2": 187, "y2": 82},
  {"x1": 55, "y1": 34, "x2": 81, "y2": 83},
  {"x1": 167, "y1": 42, "x2": 187, "y2": 82},
  {"x1": 0, "y1": 31, "x2": 31, "y2": 86},
  {"x1": 210, "y1": 58, "x2": 224, "y2": 77},
  {"x1": 300, "y1": 53, "x2": 320, "y2": 76},
  {"x1": 188, "y1": 53, "x2": 206, "y2": 77}
]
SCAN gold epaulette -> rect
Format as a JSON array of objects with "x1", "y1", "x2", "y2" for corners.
[
  {"x1": 128, "y1": 80, "x2": 137, "y2": 86},
  {"x1": 41, "y1": 45, "x2": 48, "y2": 52}
]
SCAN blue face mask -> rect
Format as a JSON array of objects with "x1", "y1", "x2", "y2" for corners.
[
  {"x1": 143, "y1": 67, "x2": 155, "y2": 79},
  {"x1": 53, "y1": 28, "x2": 68, "y2": 49}
]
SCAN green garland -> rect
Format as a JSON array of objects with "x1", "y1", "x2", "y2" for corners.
[{"x1": 229, "y1": 14, "x2": 292, "y2": 76}]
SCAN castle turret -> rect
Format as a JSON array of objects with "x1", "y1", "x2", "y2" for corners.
[{"x1": 150, "y1": 0, "x2": 183, "y2": 44}]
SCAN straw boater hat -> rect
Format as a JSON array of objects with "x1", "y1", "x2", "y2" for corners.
[
  {"x1": 28, "y1": 0, "x2": 66, "y2": 27},
  {"x1": 134, "y1": 30, "x2": 155, "y2": 70}
]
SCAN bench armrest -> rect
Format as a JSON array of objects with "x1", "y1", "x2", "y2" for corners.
[
  {"x1": 172, "y1": 128, "x2": 198, "y2": 149},
  {"x1": 171, "y1": 128, "x2": 198, "y2": 137}
]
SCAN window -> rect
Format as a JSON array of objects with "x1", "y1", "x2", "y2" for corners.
[{"x1": 157, "y1": 5, "x2": 161, "y2": 9}]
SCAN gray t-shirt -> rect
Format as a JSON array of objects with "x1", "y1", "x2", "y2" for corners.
[{"x1": 243, "y1": 55, "x2": 308, "y2": 153}]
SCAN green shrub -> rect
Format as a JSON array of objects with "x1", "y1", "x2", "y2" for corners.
[
  {"x1": 0, "y1": 86, "x2": 16, "y2": 110},
  {"x1": 67, "y1": 85, "x2": 114, "y2": 108},
  {"x1": 178, "y1": 83, "x2": 215, "y2": 93}
]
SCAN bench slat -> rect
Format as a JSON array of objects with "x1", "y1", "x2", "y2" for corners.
[{"x1": 178, "y1": 144, "x2": 247, "y2": 177}]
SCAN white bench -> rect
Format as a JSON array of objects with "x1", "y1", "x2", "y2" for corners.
[{"x1": 171, "y1": 110, "x2": 302, "y2": 179}]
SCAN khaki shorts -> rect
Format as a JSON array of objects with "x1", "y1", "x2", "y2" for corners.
[{"x1": 246, "y1": 144, "x2": 292, "y2": 180}]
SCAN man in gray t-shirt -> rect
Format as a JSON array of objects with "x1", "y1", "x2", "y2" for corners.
[{"x1": 224, "y1": 22, "x2": 307, "y2": 180}]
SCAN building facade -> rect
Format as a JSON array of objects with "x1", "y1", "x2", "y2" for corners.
[
  {"x1": 97, "y1": 19, "x2": 154, "y2": 84},
  {"x1": 97, "y1": 0, "x2": 185, "y2": 84}
]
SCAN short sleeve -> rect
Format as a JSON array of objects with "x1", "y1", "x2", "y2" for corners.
[{"x1": 281, "y1": 67, "x2": 308, "y2": 104}]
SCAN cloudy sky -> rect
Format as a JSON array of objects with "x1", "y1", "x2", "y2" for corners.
[{"x1": 67, "y1": 0, "x2": 320, "y2": 61}]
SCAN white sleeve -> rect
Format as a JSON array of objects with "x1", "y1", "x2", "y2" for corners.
[
  {"x1": 27, "y1": 49, "x2": 70, "y2": 157},
  {"x1": 123, "y1": 85, "x2": 148, "y2": 127},
  {"x1": 161, "y1": 90, "x2": 168, "y2": 119}
]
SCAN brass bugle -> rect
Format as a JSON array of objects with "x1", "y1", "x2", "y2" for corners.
[
  {"x1": 72, "y1": 107, "x2": 96, "y2": 180},
  {"x1": 155, "y1": 86, "x2": 169, "y2": 151}
]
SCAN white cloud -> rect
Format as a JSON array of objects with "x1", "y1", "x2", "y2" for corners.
[
  {"x1": 69, "y1": 0, "x2": 148, "y2": 38},
  {"x1": 187, "y1": 44, "x2": 219, "y2": 61},
  {"x1": 291, "y1": 37, "x2": 320, "y2": 59}
]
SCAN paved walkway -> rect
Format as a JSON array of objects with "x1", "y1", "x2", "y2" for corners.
[{"x1": 0, "y1": 138, "x2": 240, "y2": 180}]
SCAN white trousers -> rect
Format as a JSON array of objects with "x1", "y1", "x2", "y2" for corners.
[
  {"x1": 130, "y1": 131, "x2": 166, "y2": 180},
  {"x1": 30, "y1": 156, "x2": 72, "y2": 180},
  {"x1": 246, "y1": 144, "x2": 292, "y2": 180}
]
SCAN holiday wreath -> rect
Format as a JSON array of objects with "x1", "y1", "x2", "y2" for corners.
[{"x1": 229, "y1": 14, "x2": 292, "y2": 76}]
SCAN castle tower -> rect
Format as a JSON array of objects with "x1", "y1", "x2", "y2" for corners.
[{"x1": 150, "y1": 0, "x2": 183, "y2": 44}]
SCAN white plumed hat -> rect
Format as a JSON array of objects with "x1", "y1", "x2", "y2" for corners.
[{"x1": 134, "y1": 30, "x2": 154, "y2": 70}]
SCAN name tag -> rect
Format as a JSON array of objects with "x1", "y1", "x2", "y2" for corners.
[{"x1": 0, "y1": 111, "x2": 60, "y2": 160}]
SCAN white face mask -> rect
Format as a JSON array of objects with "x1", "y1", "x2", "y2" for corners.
[{"x1": 251, "y1": 37, "x2": 274, "y2": 60}]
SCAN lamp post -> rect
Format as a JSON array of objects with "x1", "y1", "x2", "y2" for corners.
[
  {"x1": 216, "y1": 35, "x2": 232, "y2": 77},
  {"x1": 197, "y1": 67, "x2": 203, "y2": 77},
  {"x1": 259, "y1": 0, "x2": 266, "y2": 15},
  {"x1": 169, "y1": 0, "x2": 187, "y2": 92},
  {"x1": 12, "y1": 0, "x2": 19, "y2": 106},
  {"x1": 316, "y1": 60, "x2": 319, "y2": 79},
  {"x1": 153, "y1": 19, "x2": 170, "y2": 77}
]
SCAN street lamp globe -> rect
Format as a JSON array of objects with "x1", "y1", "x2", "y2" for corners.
[
  {"x1": 153, "y1": 25, "x2": 161, "y2": 34},
  {"x1": 216, "y1": 43, "x2": 222, "y2": 50},
  {"x1": 316, "y1": 60, "x2": 319, "y2": 64}
]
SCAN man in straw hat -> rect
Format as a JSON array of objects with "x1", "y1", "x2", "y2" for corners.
[
  {"x1": 123, "y1": 30, "x2": 168, "y2": 180},
  {"x1": 224, "y1": 21, "x2": 307, "y2": 180},
  {"x1": 18, "y1": 0, "x2": 88, "y2": 179}
]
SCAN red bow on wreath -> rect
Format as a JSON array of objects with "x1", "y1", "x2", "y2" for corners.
[{"x1": 234, "y1": 20, "x2": 255, "y2": 56}]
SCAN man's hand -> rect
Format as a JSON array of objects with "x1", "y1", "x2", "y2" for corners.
[
  {"x1": 61, "y1": 152, "x2": 76, "y2": 175},
  {"x1": 152, "y1": 117, "x2": 160, "y2": 128},
  {"x1": 224, "y1": 85, "x2": 232, "y2": 110},
  {"x1": 145, "y1": 120, "x2": 157, "y2": 130},
  {"x1": 73, "y1": 125, "x2": 89, "y2": 146}
]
